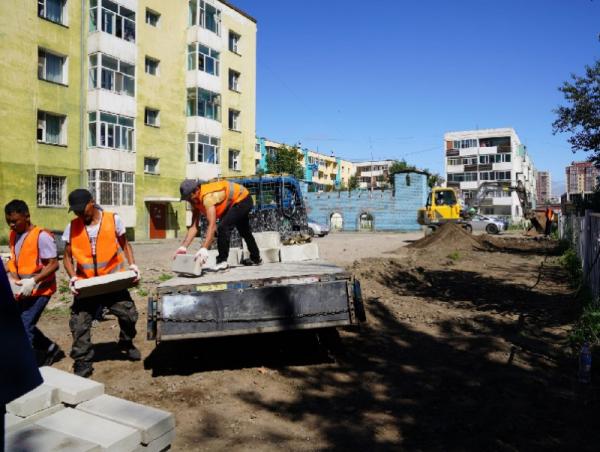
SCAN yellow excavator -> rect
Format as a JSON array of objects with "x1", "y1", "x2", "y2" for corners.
[{"x1": 417, "y1": 182, "x2": 548, "y2": 234}]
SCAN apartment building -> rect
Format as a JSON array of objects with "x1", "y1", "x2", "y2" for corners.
[
  {"x1": 0, "y1": 0, "x2": 256, "y2": 242},
  {"x1": 354, "y1": 160, "x2": 395, "y2": 190},
  {"x1": 444, "y1": 128, "x2": 537, "y2": 220},
  {"x1": 255, "y1": 138, "x2": 355, "y2": 190},
  {"x1": 565, "y1": 161, "x2": 600, "y2": 202},
  {"x1": 536, "y1": 171, "x2": 552, "y2": 205}
]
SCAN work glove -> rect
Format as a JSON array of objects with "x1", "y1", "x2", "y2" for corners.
[
  {"x1": 194, "y1": 247, "x2": 210, "y2": 264},
  {"x1": 17, "y1": 277, "x2": 36, "y2": 297},
  {"x1": 69, "y1": 276, "x2": 80, "y2": 296},
  {"x1": 129, "y1": 264, "x2": 141, "y2": 283},
  {"x1": 173, "y1": 246, "x2": 188, "y2": 260}
]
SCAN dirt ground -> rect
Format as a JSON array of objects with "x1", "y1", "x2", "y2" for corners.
[{"x1": 39, "y1": 231, "x2": 600, "y2": 451}]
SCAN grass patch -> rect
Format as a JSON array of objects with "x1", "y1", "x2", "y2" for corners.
[
  {"x1": 447, "y1": 251, "x2": 461, "y2": 261},
  {"x1": 58, "y1": 279, "x2": 70, "y2": 294},
  {"x1": 136, "y1": 287, "x2": 149, "y2": 297},
  {"x1": 559, "y1": 248, "x2": 582, "y2": 288},
  {"x1": 158, "y1": 273, "x2": 173, "y2": 282},
  {"x1": 46, "y1": 304, "x2": 70, "y2": 316}
]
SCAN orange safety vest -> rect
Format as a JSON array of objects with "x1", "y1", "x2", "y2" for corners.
[
  {"x1": 191, "y1": 180, "x2": 249, "y2": 219},
  {"x1": 7, "y1": 226, "x2": 57, "y2": 297},
  {"x1": 70, "y1": 211, "x2": 127, "y2": 278}
]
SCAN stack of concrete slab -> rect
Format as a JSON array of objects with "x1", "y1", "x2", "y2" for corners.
[
  {"x1": 172, "y1": 248, "x2": 241, "y2": 276},
  {"x1": 74, "y1": 270, "x2": 138, "y2": 299},
  {"x1": 5, "y1": 367, "x2": 175, "y2": 452},
  {"x1": 242, "y1": 231, "x2": 282, "y2": 263},
  {"x1": 280, "y1": 242, "x2": 320, "y2": 262}
]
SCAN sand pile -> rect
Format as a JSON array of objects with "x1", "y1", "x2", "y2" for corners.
[{"x1": 408, "y1": 223, "x2": 486, "y2": 252}]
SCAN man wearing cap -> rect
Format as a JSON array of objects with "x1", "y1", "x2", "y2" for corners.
[
  {"x1": 176, "y1": 179, "x2": 261, "y2": 270},
  {"x1": 4, "y1": 199, "x2": 63, "y2": 366},
  {"x1": 62, "y1": 189, "x2": 141, "y2": 377}
]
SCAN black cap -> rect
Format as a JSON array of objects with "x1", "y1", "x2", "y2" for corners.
[
  {"x1": 179, "y1": 179, "x2": 200, "y2": 200},
  {"x1": 68, "y1": 189, "x2": 93, "y2": 213}
]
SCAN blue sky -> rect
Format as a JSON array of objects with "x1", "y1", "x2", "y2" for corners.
[{"x1": 234, "y1": 0, "x2": 600, "y2": 193}]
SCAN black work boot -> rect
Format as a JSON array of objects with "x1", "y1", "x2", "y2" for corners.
[
  {"x1": 240, "y1": 257, "x2": 262, "y2": 266},
  {"x1": 43, "y1": 343, "x2": 65, "y2": 366},
  {"x1": 118, "y1": 341, "x2": 141, "y2": 361},
  {"x1": 73, "y1": 361, "x2": 93, "y2": 378}
]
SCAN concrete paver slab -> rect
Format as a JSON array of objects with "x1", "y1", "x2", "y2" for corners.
[
  {"x1": 5, "y1": 404, "x2": 65, "y2": 433},
  {"x1": 6, "y1": 384, "x2": 59, "y2": 417},
  {"x1": 77, "y1": 395, "x2": 175, "y2": 444},
  {"x1": 36, "y1": 408, "x2": 141, "y2": 452},
  {"x1": 242, "y1": 248, "x2": 280, "y2": 263},
  {"x1": 133, "y1": 429, "x2": 175, "y2": 452},
  {"x1": 280, "y1": 243, "x2": 320, "y2": 262},
  {"x1": 172, "y1": 254, "x2": 202, "y2": 276},
  {"x1": 74, "y1": 271, "x2": 137, "y2": 299},
  {"x1": 40, "y1": 366, "x2": 104, "y2": 405},
  {"x1": 243, "y1": 231, "x2": 281, "y2": 250},
  {"x1": 6, "y1": 424, "x2": 101, "y2": 452}
]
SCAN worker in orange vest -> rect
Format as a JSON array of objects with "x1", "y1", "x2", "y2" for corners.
[
  {"x1": 544, "y1": 207, "x2": 554, "y2": 237},
  {"x1": 62, "y1": 189, "x2": 141, "y2": 378},
  {"x1": 4, "y1": 199, "x2": 63, "y2": 366},
  {"x1": 176, "y1": 179, "x2": 261, "y2": 270}
]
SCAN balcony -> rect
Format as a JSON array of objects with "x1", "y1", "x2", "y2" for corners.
[{"x1": 87, "y1": 90, "x2": 136, "y2": 118}]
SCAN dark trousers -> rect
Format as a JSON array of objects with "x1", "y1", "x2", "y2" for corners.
[
  {"x1": 19, "y1": 296, "x2": 53, "y2": 351},
  {"x1": 544, "y1": 218, "x2": 552, "y2": 236},
  {"x1": 69, "y1": 289, "x2": 138, "y2": 364},
  {"x1": 217, "y1": 196, "x2": 260, "y2": 263}
]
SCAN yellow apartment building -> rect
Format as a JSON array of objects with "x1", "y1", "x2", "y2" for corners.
[{"x1": 0, "y1": 0, "x2": 257, "y2": 242}]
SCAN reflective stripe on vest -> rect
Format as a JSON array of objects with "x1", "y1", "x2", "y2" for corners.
[
  {"x1": 7, "y1": 226, "x2": 57, "y2": 296},
  {"x1": 70, "y1": 211, "x2": 126, "y2": 278},
  {"x1": 192, "y1": 180, "x2": 249, "y2": 219}
]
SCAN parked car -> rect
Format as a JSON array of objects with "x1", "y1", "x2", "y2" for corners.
[
  {"x1": 467, "y1": 215, "x2": 505, "y2": 234},
  {"x1": 485, "y1": 215, "x2": 510, "y2": 231},
  {"x1": 307, "y1": 219, "x2": 329, "y2": 237}
]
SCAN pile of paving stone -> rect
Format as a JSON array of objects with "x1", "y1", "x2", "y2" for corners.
[{"x1": 5, "y1": 367, "x2": 175, "y2": 451}]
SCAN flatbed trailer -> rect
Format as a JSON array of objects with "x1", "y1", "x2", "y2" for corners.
[{"x1": 147, "y1": 261, "x2": 366, "y2": 342}]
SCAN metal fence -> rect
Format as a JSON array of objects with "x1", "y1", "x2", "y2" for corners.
[{"x1": 561, "y1": 211, "x2": 600, "y2": 304}]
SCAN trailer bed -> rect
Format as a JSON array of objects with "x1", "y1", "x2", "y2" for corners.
[{"x1": 147, "y1": 260, "x2": 365, "y2": 342}]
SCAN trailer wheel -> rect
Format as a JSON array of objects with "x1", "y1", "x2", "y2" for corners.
[{"x1": 463, "y1": 224, "x2": 473, "y2": 234}]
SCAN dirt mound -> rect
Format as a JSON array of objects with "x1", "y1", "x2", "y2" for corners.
[
  {"x1": 408, "y1": 223, "x2": 486, "y2": 252},
  {"x1": 480, "y1": 234, "x2": 559, "y2": 254}
]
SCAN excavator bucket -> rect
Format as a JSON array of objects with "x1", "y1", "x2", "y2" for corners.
[{"x1": 525, "y1": 210, "x2": 547, "y2": 236}]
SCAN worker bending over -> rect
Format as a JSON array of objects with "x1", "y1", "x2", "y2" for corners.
[
  {"x1": 176, "y1": 179, "x2": 261, "y2": 270},
  {"x1": 62, "y1": 189, "x2": 141, "y2": 378},
  {"x1": 4, "y1": 200, "x2": 63, "y2": 366}
]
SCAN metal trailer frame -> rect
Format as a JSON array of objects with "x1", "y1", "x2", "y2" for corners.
[{"x1": 147, "y1": 262, "x2": 365, "y2": 343}]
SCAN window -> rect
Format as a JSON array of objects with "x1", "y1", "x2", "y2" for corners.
[
  {"x1": 187, "y1": 133, "x2": 219, "y2": 164},
  {"x1": 38, "y1": 0, "x2": 67, "y2": 25},
  {"x1": 462, "y1": 157, "x2": 477, "y2": 165},
  {"x1": 187, "y1": 43, "x2": 219, "y2": 75},
  {"x1": 88, "y1": 169, "x2": 134, "y2": 206},
  {"x1": 228, "y1": 149, "x2": 240, "y2": 171},
  {"x1": 37, "y1": 175, "x2": 66, "y2": 207},
  {"x1": 144, "y1": 108, "x2": 159, "y2": 127},
  {"x1": 38, "y1": 48, "x2": 67, "y2": 84},
  {"x1": 144, "y1": 157, "x2": 159, "y2": 174},
  {"x1": 228, "y1": 109, "x2": 240, "y2": 131},
  {"x1": 480, "y1": 154, "x2": 512, "y2": 164},
  {"x1": 229, "y1": 31, "x2": 240, "y2": 53},
  {"x1": 145, "y1": 57, "x2": 159, "y2": 75},
  {"x1": 89, "y1": 53, "x2": 135, "y2": 96},
  {"x1": 90, "y1": 0, "x2": 136, "y2": 42},
  {"x1": 447, "y1": 158, "x2": 461, "y2": 166},
  {"x1": 447, "y1": 172, "x2": 476, "y2": 182},
  {"x1": 145, "y1": 8, "x2": 160, "y2": 26},
  {"x1": 480, "y1": 171, "x2": 511, "y2": 181},
  {"x1": 452, "y1": 139, "x2": 477, "y2": 149},
  {"x1": 228, "y1": 69, "x2": 240, "y2": 91},
  {"x1": 186, "y1": 88, "x2": 220, "y2": 121},
  {"x1": 188, "y1": 0, "x2": 221, "y2": 35},
  {"x1": 37, "y1": 111, "x2": 66, "y2": 145},
  {"x1": 88, "y1": 111, "x2": 134, "y2": 151}
]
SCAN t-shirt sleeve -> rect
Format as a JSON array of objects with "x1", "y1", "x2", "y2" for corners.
[
  {"x1": 61, "y1": 224, "x2": 71, "y2": 243},
  {"x1": 38, "y1": 231, "x2": 58, "y2": 259},
  {"x1": 114, "y1": 214, "x2": 127, "y2": 237}
]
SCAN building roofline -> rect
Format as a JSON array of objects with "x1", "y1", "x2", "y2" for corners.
[{"x1": 220, "y1": 0, "x2": 257, "y2": 23}]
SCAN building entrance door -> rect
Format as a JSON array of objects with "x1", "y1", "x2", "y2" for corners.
[{"x1": 149, "y1": 203, "x2": 166, "y2": 239}]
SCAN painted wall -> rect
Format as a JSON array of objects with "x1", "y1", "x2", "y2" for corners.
[
  {"x1": 220, "y1": 2, "x2": 257, "y2": 177},
  {"x1": 0, "y1": 0, "x2": 84, "y2": 242},
  {"x1": 135, "y1": 0, "x2": 188, "y2": 240},
  {"x1": 304, "y1": 172, "x2": 428, "y2": 232}
]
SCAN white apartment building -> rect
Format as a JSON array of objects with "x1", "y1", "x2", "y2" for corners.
[
  {"x1": 444, "y1": 128, "x2": 537, "y2": 220},
  {"x1": 354, "y1": 160, "x2": 395, "y2": 189}
]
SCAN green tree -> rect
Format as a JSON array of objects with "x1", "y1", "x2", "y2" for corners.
[
  {"x1": 266, "y1": 144, "x2": 304, "y2": 180},
  {"x1": 348, "y1": 175, "x2": 359, "y2": 190},
  {"x1": 428, "y1": 173, "x2": 445, "y2": 188},
  {"x1": 553, "y1": 59, "x2": 600, "y2": 165},
  {"x1": 388, "y1": 159, "x2": 415, "y2": 185}
]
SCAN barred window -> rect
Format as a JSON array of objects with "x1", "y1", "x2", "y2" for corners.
[
  {"x1": 88, "y1": 169, "x2": 134, "y2": 206},
  {"x1": 37, "y1": 175, "x2": 66, "y2": 207}
]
